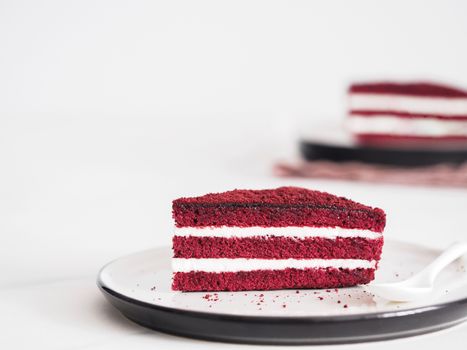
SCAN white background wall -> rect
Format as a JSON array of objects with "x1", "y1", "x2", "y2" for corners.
[
  {"x1": 2, "y1": 0, "x2": 467, "y2": 169},
  {"x1": 2, "y1": 0, "x2": 467, "y2": 284},
  {"x1": 2, "y1": 0, "x2": 467, "y2": 119}
]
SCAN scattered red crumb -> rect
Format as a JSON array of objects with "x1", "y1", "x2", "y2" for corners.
[
  {"x1": 334, "y1": 288, "x2": 338, "y2": 293},
  {"x1": 202, "y1": 293, "x2": 219, "y2": 302},
  {"x1": 326, "y1": 289, "x2": 331, "y2": 292},
  {"x1": 282, "y1": 304, "x2": 287, "y2": 308},
  {"x1": 344, "y1": 304, "x2": 348, "y2": 308},
  {"x1": 296, "y1": 290, "x2": 300, "y2": 294},
  {"x1": 259, "y1": 293, "x2": 264, "y2": 297},
  {"x1": 318, "y1": 297, "x2": 324, "y2": 300},
  {"x1": 337, "y1": 300, "x2": 341, "y2": 304}
]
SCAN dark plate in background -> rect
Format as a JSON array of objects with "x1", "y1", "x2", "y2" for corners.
[{"x1": 300, "y1": 125, "x2": 467, "y2": 167}]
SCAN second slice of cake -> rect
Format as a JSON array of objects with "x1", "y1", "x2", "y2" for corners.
[
  {"x1": 347, "y1": 81, "x2": 467, "y2": 142},
  {"x1": 172, "y1": 187, "x2": 386, "y2": 292}
]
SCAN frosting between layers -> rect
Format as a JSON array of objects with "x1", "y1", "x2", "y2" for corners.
[
  {"x1": 349, "y1": 94, "x2": 467, "y2": 116},
  {"x1": 348, "y1": 115, "x2": 467, "y2": 137},
  {"x1": 174, "y1": 226, "x2": 382, "y2": 239},
  {"x1": 172, "y1": 258, "x2": 377, "y2": 272}
]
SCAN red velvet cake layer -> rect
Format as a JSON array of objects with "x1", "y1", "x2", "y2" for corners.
[
  {"x1": 350, "y1": 110, "x2": 467, "y2": 120},
  {"x1": 174, "y1": 205, "x2": 385, "y2": 231},
  {"x1": 173, "y1": 187, "x2": 385, "y2": 231},
  {"x1": 356, "y1": 134, "x2": 467, "y2": 145},
  {"x1": 172, "y1": 268, "x2": 375, "y2": 292},
  {"x1": 350, "y1": 82, "x2": 467, "y2": 98},
  {"x1": 173, "y1": 236, "x2": 383, "y2": 260}
]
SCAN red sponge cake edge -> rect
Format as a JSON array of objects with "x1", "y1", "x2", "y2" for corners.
[{"x1": 172, "y1": 187, "x2": 386, "y2": 292}]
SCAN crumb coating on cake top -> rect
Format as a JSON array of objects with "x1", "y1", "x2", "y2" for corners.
[
  {"x1": 172, "y1": 187, "x2": 386, "y2": 232},
  {"x1": 174, "y1": 187, "x2": 373, "y2": 209}
]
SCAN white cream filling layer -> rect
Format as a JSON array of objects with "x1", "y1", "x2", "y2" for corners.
[
  {"x1": 349, "y1": 94, "x2": 467, "y2": 116},
  {"x1": 348, "y1": 115, "x2": 467, "y2": 137},
  {"x1": 174, "y1": 226, "x2": 382, "y2": 239},
  {"x1": 172, "y1": 258, "x2": 376, "y2": 272}
]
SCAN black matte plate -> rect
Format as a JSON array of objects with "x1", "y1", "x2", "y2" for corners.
[
  {"x1": 97, "y1": 242, "x2": 467, "y2": 345},
  {"x1": 99, "y1": 286, "x2": 467, "y2": 345},
  {"x1": 300, "y1": 125, "x2": 467, "y2": 167}
]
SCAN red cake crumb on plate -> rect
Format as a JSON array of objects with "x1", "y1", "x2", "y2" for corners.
[{"x1": 172, "y1": 187, "x2": 386, "y2": 292}]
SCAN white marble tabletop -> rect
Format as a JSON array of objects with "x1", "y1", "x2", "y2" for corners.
[{"x1": 1, "y1": 116, "x2": 467, "y2": 350}]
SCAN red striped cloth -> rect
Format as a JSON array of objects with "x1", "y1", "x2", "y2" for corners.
[{"x1": 274, "y1": 161, "x2": 467, "y2": 188}]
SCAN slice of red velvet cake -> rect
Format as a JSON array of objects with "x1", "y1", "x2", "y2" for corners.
[
  {"x1": 172, "y1": 187, "x2": 386, "y2": 292},
  {"x1": 347, "y1": 82, "x2": 467, "y2": 142}
]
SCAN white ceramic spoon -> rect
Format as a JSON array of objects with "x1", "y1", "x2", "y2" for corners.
[{"x1": 365, "y1": 241, "x2": 467, "y2": 302}]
